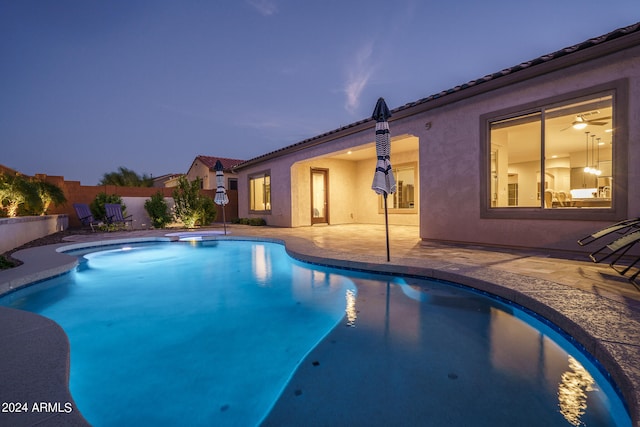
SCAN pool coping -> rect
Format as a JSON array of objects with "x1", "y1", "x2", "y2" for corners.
[{"x1": 0, "y1": 233, "x2": 638, "y2": 426}]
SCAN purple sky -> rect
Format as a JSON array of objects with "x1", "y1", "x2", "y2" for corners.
[{"x1": 1, "y1": 0, "x2": 638, "y2": 184}]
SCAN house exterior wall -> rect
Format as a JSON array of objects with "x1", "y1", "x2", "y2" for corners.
[
  {"x1": 236, "y1": 35, "x2": 639, "y2": 252},
  {"x1": 238, "y1": 140, "x2": 420, "y2": 227},
  {"x1": 415, "y1": 45, "x2": 639, "y2": 251},
  {"x1": 186, "y1": 161, "x2": 215, "y2": 189},
  {"x1": 237, "y1": 129, "x2": 391, "y2": 227}
]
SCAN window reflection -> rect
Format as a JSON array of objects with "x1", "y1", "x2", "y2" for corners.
[{"x1": 252, "y1": 244, "x2": 271, "y2": 285}]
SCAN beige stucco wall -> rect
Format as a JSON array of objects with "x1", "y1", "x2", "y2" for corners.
[
  {"x1": 413, "y1": 45, "x2": 640, "y2": 251},
  {"x1": 0, "y1": 215, "x2": 68, "y2": 253},
  {"x1": 291, "y1": 158, "x2": 359, "y2": 227},
  {"x1": 239, "y1": 135, "x2": 420, "y2": 228},
  {"x1": 186, "y1": 161, "x2": 214, "y2": 189}
]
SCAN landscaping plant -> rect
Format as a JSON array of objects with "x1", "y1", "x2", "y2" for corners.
[
  {"x1": 144, "y1": 191, "x2": 173, "y2": 229},
  {"x1": 91, "y1": 193, "x2": 126, "y2": 222},
  {"x1": 0, "y1": 173, "x2": 42, "y2": 217},
  {"x1": 172, "y1": 176, "x2": 216, "y2": 228}
]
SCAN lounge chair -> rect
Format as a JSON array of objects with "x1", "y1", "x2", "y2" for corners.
[
  {"x1": 73, "y1": 203, "x2": 102, "y2": 231},
  {"x1": 589, "y1": 230, "x2": 640, "y2": 284},
  {"x1": 104, "y1": 203, "x2": 133, "y2": 228},
  {"x1": 577, "y1": 217, "x2": 640, "y2": 246}
]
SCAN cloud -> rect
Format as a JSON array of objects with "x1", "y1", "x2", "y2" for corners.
[
  {"x1": 247, "y1": 0, "x2": 278, "y2": 16},
  {"x1": 343, "y1": 42, "x2": 375, "y2": 115}
]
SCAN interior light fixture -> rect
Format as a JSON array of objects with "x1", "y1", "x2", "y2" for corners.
[
  {"x1": 572, "y1": 116, "x2": 588, "y2": 130},
  {"x1": 583, "y1": 133, "x2": 602, "y2": 176}
]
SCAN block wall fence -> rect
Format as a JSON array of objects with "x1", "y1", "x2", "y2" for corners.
[{"x1": 37, "y1": 175, "x2": 239, "y2": 228}]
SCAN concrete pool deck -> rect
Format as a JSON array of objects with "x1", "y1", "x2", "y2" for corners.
[{"x1": 0, "y1": 224, "x2": 639, "y2": 426}]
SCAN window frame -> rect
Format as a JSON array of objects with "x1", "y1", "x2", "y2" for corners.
[
  {"x1": 248, "y1": 170, "x2": 271, "y2": 214},
  {"x1": 480, "y1": 80, "x2": 628, "y2": 221},
  {"x1": 378, "y1": 162, "x2": 418, "y2": 214}
]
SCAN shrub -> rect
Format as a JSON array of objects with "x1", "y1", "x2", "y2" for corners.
[
  {"x1": 172, "y1": 176, "x2": 216, "y2": 228},
  {"x1": 144, "y1": 192, "x2": 173, "y2": 229},
  {"x1": 232, "y1": 217, "x2": 266, "y2": 226},
  {"x1": 0, "y1": 173, "x2": 41, "y2": 217},
  {"x1": 199, "y1": 196, "x2": 217, "y2": 226},
  {"x1": 0, "y1": 255, "x2": 15, "y2": 270},
  {"x1": 91, "y1": 193, "x2": 125, "y2": 221},
  {"x1": 34, "y1": 180, "x2": 67, "y2": 215}
]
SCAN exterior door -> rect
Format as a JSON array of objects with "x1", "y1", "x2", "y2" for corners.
[{"x1": 311, "y1": 169, "x2": 328, "y2": 224}]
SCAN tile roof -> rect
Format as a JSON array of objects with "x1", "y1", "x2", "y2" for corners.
[
  {"x1": 234, "y1": 21, "x2": 640, "y2": 170},
  {"x1": 195, "y1": 155, "x2": 246, "y2": 171}
]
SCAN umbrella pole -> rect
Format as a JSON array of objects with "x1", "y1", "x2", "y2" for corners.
[
  {"x1": 384, "y1": 193, "x2": 390, "y2": 262},
  {"x1": 222, "y1": 205, "x2": 227, "y2": 235}
]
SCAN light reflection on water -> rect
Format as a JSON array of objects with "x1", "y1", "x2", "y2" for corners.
[
  {"x1": 559, "y1": 356, "x2": 597, "y2": 426},
  {"x1": 345, "y1": 289, "x2": 357, "y2": 327}
]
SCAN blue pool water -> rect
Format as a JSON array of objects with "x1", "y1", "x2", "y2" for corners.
[{"x1": 0, "y1": 240, "x2": 632, "y2": 426}]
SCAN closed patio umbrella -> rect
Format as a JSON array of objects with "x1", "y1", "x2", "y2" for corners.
[
  {"x1": 371, "y1": 97, "x2": 395, "y2": 261},
  {"x1": 214, "y1": 160, "x2": 228, "y2": 235}
]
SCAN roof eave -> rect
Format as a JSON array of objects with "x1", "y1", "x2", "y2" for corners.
[{"x1": 233, "y1": 23, "x2": 640, "y2": 171}]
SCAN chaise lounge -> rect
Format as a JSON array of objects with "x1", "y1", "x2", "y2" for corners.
[{"x1": 579, "y1": 218, "x2": 640, "y2": 288}]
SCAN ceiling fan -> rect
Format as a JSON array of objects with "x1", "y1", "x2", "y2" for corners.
[{"x1": 562, "y1": 113, "x2": 611, "y2": 131}]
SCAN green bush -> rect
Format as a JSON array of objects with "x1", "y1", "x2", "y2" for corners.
[
  {"x1": 199, "y1": 197, "x2": 217, "y2": 226},
  {"x1": 0, "y1": 173, "x2": 41, "y2": 217},
  {"x1": 0, "y1": 173, "x2": 67, "y2": 217},
  {"x1": 144, "y1": 192, "x2": 173, "y2": 229},
  {"x1": 232, "y1": 217, "x2": 266, "y2": 226},
  {"x1": 0, "y1": 255, "x2": 15, "y2": 270},
  {"x1": 91, "y1": 193, "x2": 125, "y2": 221},
  {"x1": 172, "y1": 176, "x2": 216, "y2": 228}
]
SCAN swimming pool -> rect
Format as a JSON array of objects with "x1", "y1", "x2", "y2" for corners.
[{"x1": 0, "y1": 240, "x2": 631, "y2": 426}]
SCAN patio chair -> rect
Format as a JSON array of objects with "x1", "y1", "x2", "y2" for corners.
[
  {"x1": 577, "y1": 217, "x2": 640, "y2": 246},
  {"x1": 589, "y1": 229, "x2": 640, "y2": 270},
  {"x1": 104, "y1": 203, "x2": 133, "y2": 229},
  {"x1": 73, "y1": 203, "x2": 102, "y2": 231}
]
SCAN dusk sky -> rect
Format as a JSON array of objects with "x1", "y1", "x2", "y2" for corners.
[{"x1": 1, "y1": 1, "x2": 638, "y2": 185}]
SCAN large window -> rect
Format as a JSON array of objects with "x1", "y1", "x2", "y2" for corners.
[
  {"x1": 489, "y1": 92, "x2": 614, "y2": 210},
  {"x1": 249, "y1": 172, "x2": 271, "y2": 212},
  {"x1": 379, "y1": 163, "x2": 417, "y2": 212}
]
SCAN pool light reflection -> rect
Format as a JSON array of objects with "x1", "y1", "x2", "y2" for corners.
[
  {"x1": 558, "y1": 355, "x2": 595, "y2": 426},
  {"x1": 345, "y1": 289, "x2": 357, "y2": 327}
]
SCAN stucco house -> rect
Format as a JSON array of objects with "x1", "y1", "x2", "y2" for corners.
[
  {"x1": 186, "y1": 155, "x2": 245, "y2": 190},
  {"x1": 233, "y1": 22, "x2": 640, "y2": 253}
]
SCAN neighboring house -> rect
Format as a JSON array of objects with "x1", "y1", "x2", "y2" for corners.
[
  {"x1": 152, "y1": 173, "x2": 184, "y2": 188},
  {"x1": 186, "y1": 155, "x2": 244, "y2": 190},
  {"x1": 233, "y1": 22, "x2": 640, "y2": 253},
  {"x1": 186, "y1": 155, "x2": 245, "y2": 222}
]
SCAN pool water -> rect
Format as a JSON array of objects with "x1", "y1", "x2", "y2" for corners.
[{"x1": 0, "y1": 240, "x2": 631, "y2": 426}]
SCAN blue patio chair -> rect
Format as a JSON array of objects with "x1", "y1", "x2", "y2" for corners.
[
  {"x1": 104, "y1": 203, "x2": 133, "y2": 229},
  {"x1": 73, "y1": 203, "x2": 102, "y2": 231}
]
